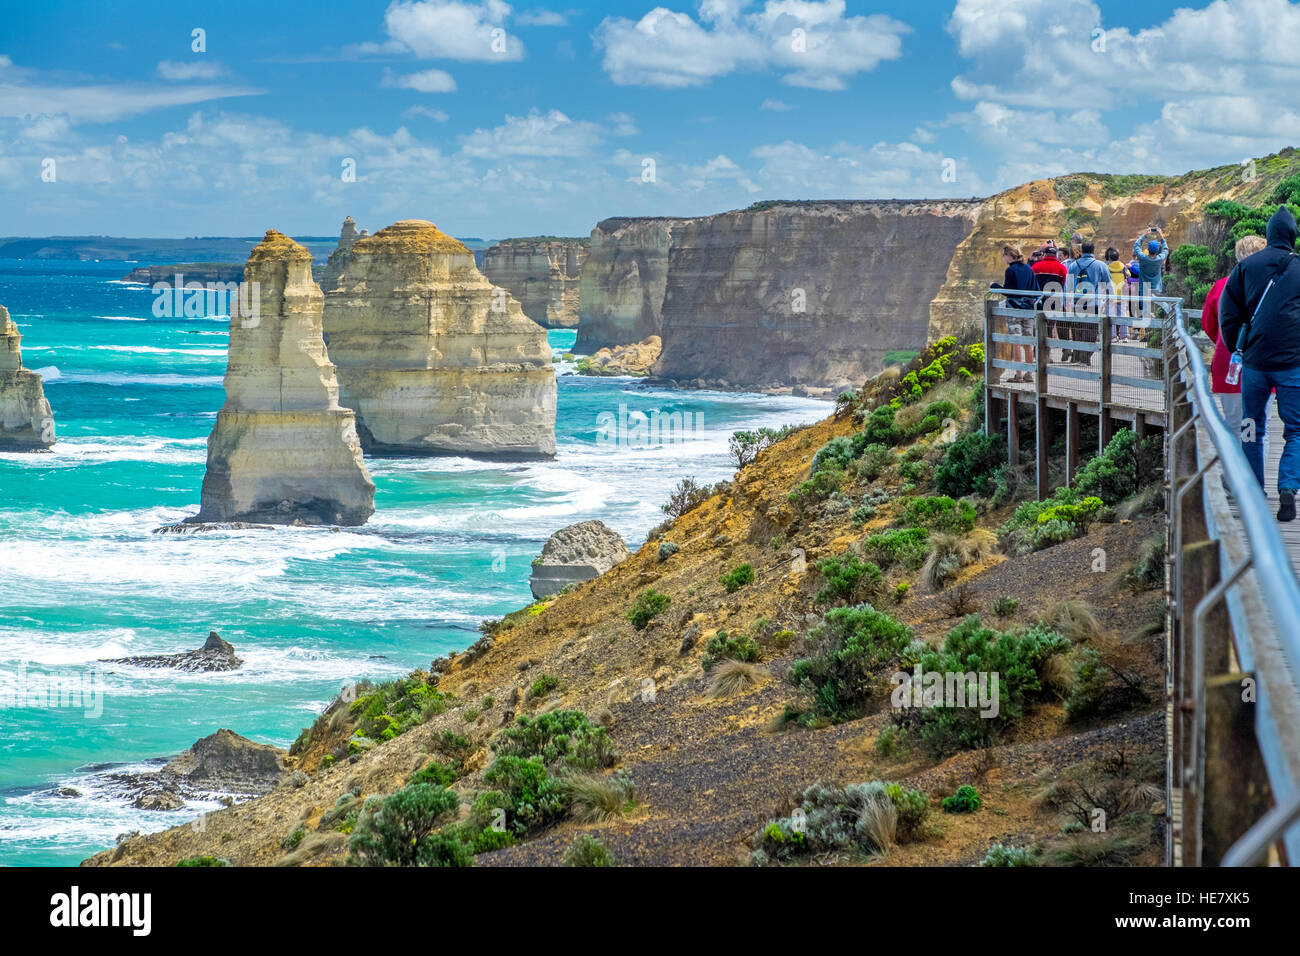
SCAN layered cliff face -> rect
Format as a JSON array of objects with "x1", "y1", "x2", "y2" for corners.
[
  {"x1": 650, "y1": 201, "x2": 981, "y2": 391},
  {"x1": 929, "y1": 155, "x2": 1300, "y2": 340},
  {"x1": 0, "y1": 305, "x2": 56, "y2": 451},
  {"x1": 319, "y1": 217, "x2": 366, "y2": 293},
  {"x1": 482, "y1": 238, "x2": 587, "y2": 328},
  {"x1": 195, "y1": 231, "x2": 375, "y2": 526},
  {"x1": 576, "y1": 217, "x2": 689, "y2": 352},
  {"x1": 321, "y1": 219, "x2": 557, "y2": 457}
]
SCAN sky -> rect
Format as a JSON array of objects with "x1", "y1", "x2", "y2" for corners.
[{"x1": 1, "y1": 0, "x2": 1297, "y2": 239}]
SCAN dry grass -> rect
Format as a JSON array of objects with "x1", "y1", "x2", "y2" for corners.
[
  {"x1": 922, "y1": 529, "x2": 998, "y2": 591},
  {"x1": 707, "y1": 660, "x2": 769, "y2": 699},
  {"x1": 566, "y1": 774, "x2": 635, "y2": 823},
  {"x1": 858, "y1": 797, "x2": 898, "y2": 853},
  {"x1": 1044, "y1": 600, "x2": 1103, "y2": 643}
]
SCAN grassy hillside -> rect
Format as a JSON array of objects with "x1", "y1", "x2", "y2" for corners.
[{"x1": 88, "y1": 343, "x2": 1168, "y2": 868}]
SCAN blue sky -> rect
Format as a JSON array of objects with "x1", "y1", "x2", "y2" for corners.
[{"x1": 1, "y1": 0, "x2": 1294, "y2": 238}]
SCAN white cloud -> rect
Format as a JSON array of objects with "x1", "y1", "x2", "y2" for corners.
[
  {"x1": 607, "y1": 112, "x2": 639, "y2": 136},
  {"x1": 382, "y1": 68, "x2": 458, "y2": 92},
  {"x1": 516, "y1": 8, "x2": 567, "y2": 26},
  {"x1": 366, "y1": 0, "x2": 525, "y2": 61},
  {"x1": 760, "y1": 98, "x2": 792, "y2": 111},
  {"x1": 751, "y1": 139, "x2": 985, "y2": 198},
  {"x1": 404, "y1": 105, "x2": 451, "y2": 121},
  {"x1": 595, "y1": 0, "x2": 908, "y2": 90},
  {"x1": 459, "y1": 108, "x2": 603, "y2": 157},
  {"x1": 156, "y1": 60, "x2": 227, "y2": 81},
  {"x1": 0, "y1": 60, "x2": 262, "y2": 123}
]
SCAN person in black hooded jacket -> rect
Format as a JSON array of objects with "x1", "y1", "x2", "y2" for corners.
[{"x1": 1219, "y1": 204, "x2": 1300, "y2": 520}]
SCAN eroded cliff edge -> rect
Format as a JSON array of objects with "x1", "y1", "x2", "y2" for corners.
[
  {"x1": 322, "y1": 219, "x2": 557, "y2": 458},
  {"x1": 482, "y1": 238, "x2": 587, "y2": 329},
  {"x1": 0, "y1": 304, "x2": 56, "y2": 451},
  {"x1": 576, "y1": 217, "x2": 688, "y2": 352}
]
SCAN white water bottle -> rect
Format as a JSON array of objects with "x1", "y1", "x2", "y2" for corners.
[{"x1": 1226, "y1": 350, "x2": 1243, "y2": 386}]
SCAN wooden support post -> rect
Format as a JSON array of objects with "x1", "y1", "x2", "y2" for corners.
[
  {"x1": 1007, "y1": 395, "x2": 1020, "y2": 465},
  {"x1": 1137, "y1": 414, "x2": 1150, "y2": 440},
  {"x1": 1036, "y1": 399, "x2": 1052, "y2": 501},
  {"x1": 1066, "y1": 401, "x2": 1081, "y2": 486},
  {"x1": 1203, "y1": 672, "x2": 1272, "y2": 865},
  {"x1": 1100, "y1": 309, "x2": 1114, "y2": 451},
  {"x1": 983, "y1": 297, "x2": 995, "y2": 436}
]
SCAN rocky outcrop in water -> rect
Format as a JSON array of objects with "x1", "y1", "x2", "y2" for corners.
[
  {"x1": 576, "y1": 217, "x2": 689, "y2": 352},
  {"x1": 575, "y1": 336, "x2": 661, "y2": 376},
  {"x1": 121, "y1": 263, "x2": 243, "y2": 285},
  {"x1": 193, "y1": 230, "x2": 375, "y2": 526},
  {"x1": 319, "y1": 217, "x2": 366, "y2": 293},
  {"x1": 649, "y1": 201, "x2": 981, "y2": 391},
  {"x1": 322, "y1": 219, "x2": 557, "y2": 457},
  {"x1": 0, "y1": 305, "x2": 56, "y2": 451},
  {"x1": 102, "y1": 631, "x2": 243, "y2": 672},
  {"x1": 109, "y1": 729, "x2": 288, "y2": 810},
  {"x1": 529, "y1": 520, "x2": 630, "y2": 599},
  {"x1": 482, "y1": 238, "x2": 587, "y2": 328}
]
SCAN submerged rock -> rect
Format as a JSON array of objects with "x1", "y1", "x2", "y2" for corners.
[
  {"x1": 575, "y1": 335, "x2": 661, "y2": 377},
  {"x1": 102, "y1": 631, "x2": 243, "y2": 673},
  {"x1": 322, "y1": 219, "x2": 557, "y2": 457},
  {"x1": 529, "y1": 519, "x2": 630, "y2": 599},
  {"x1": 0, "y1": 305, "x2": 56, "y2": 451},
  {"x1": 193, "y1": 230, "x2": 375, "y2": 526}
]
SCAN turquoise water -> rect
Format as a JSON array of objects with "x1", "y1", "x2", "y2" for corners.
[{"x1": 0, "y1": 258, "x2": 827, "y2": 865}]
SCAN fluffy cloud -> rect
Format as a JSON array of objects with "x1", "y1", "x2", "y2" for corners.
[
  {"x1": 595, "y1": 0, "x2": 908, "y2": 90},
  {"x1": 516, "y1": 8, "x2": 567, "y2": 26},
  {"x1": 459, "y1": 108, "x2": 603, "y2": 157},
  {"x1": 382, "y1": 68, "x2": 458, "y2": 92},
  {"x1": 365, "y1": 0, "x2": 525, "y2": 61}
]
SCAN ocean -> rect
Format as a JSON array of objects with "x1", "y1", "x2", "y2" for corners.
[{"x1": 0, "y1": 257, "x2": 827, "y2": 866}]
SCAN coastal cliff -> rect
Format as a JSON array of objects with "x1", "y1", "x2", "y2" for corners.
[
  {"x1": 321, "y1": 220, "x2": 557, "y2": 457},
  {"x1": 0, "y1": 305, "x2": 56, "y2": 451},
  {"x1": 576, "y1": 217, "x2": 689, "y2": 352},
  {"x1": 651, "y1": 201, "x2": 981, "y2": 391},
  {"x1": 319, "y1": 217, "x2": 367, "y2": 293},
  {"x1": 193, "y1": 230, "x2": 375, "y2": 526},
  {"x1": 482, "y1": 237, "x2": 587, "y2": 328}
]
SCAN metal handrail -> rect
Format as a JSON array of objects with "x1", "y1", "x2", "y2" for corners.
[{"x1": 1169, "y1": 304, "x2": 1300, "y2": 865}]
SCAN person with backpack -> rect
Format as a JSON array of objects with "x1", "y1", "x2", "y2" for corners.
[
  {"x1": 1132, "y1": 226, "x2": 1169, "y2": 317},
  {"x1": 990, "y1": 243, "x2": 1038, "y2": 383},
  {"x1": 1064, "y1": 240, "x2": 1112, "y2": 365},
  {"x1": 1218, "y1": 206, "x2": 1300, "y2": 521},
  {"x1": 1033, "y1": 243, "x2": 1068, "y2": 360},
  {"x1": 1203, "y1": 234, "x2": 1268, "y2": 467}
]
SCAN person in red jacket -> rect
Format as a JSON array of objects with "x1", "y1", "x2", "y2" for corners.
[
  {"x1": 1203, "y1": 234, "x2": 1268, "y2": 456},
  {"x1": 1032, "y1": 244, "x2": 1068, "y2": 360}
]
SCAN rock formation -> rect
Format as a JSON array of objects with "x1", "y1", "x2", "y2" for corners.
[
  {"x1": 121, "y1": 263, "x2": 243, "y2": 285},
  {"x1": 0, "y1": 305, "x2": 56, "y2": 451},
  {"x1": 102, "y1": 631, "x2": 243, "y2": 673},
  {"x1": 482, "y1": 238, "x2": 587, "y2": 328},
  {"x1": 194, "y1": 230, "x2": 375, "y2": 526},
  {"x1": 162, "y1": 729, "x2": 287, "y2": 795},
  {"x1": 650, "y1": 201, "x2": 981, "y2": 391},
  {"x1": 319, "y1": 216, "x2": 365, "y2": 293},
  {"x1": 575, "y1": 336, "x2": 661, "y2": 376},
  {"x1": 577, "y1": 217, "x2": 690, "y2": 352},
  {"x1": 529, "y1": 519, "x2": 630, "y2": 599},
  {"x1": 322, "y1": 219, "x2": 557, "y2": 457}
]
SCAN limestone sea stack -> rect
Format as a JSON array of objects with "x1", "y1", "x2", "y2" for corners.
[
  {"x1": 322, "y1": 219, "x2": 557, "y2": 457},
  {"x1": 320, "y1": 216, "x2": 366, "y2": 293},
  {"x1": 482, "y1": 237, "x2": 587, "y2": 328},
  {"x1": 193, "y1": 230, "x2": 375, "y2": 526},
  {"x1": 0, "y1": 305, "x2": 56, "y2": 451},
  {"x1": 529, "y1": 520, "x2": 630, "y2": 599}
]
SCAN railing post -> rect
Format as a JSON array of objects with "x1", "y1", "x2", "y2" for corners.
[
  {"x1": 983, "y1": 296, "x2": 994, "y2": 436},
  {"x1": 1100, "y1": 306, "x2": 1113, "y2": 451},
  {"x1": 1035, "y1": 307, "x2": 1051, "y2": 501}
]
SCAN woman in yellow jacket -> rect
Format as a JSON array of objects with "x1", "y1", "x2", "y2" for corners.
[{"x1": 1105, "y1": 247, "x2": 1130, "y2": 341}]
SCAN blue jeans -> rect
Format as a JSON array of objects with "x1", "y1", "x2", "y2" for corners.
[{"x1": 1241, "y1": 365, "x2": 1300, "y2": 493}]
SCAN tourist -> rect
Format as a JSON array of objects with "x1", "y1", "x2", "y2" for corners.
[
  {"x1": 1125, "y1": 255, "x2": 1141, "y2": 321},
  {"x1": 1033, "y1": 242, "x2": 1068, "y2": 360},
  {"x1": 1132, "y1": 226, "x2": 1169, "y2": 317},
  {"x1": 1105, "y1": 247, "x2": 1129, "y2": 341},
  {"x1": 1218, "y1": 207, "x2": 1300, "y2": 521},
  {"x1": 990, "y1": 243, "x2": 1038, "y2": 384},
  {"x1": 1065, "y1": 240, "x2": 1111, "y2": 365},
  {"x1": 1202, "y1": 235, "x2": 1268, "y2": 452}
]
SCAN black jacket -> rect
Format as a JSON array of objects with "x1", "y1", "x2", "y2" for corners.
[
  {"x1": 1219, "y1": 205, "x2": 1300, "y2": 372},
  {"x1": 993, "y1": 260, "x2": 1037, "y2": 309}
]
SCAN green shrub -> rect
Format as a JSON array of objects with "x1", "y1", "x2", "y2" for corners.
[
  {"x1": 981, "y1": 843, "x2": 1037, "y2": 866},
  {"x1": 491, "y1": 710, "x2": 617, "y2": 770},
  {"x1": 875, "y1": 724, "x2": 903, "y2": 757},
  {"x1": 903, "y1": 496, "x2": 976, "y2": 534},
  {"x1": 730, "y1": 425, "x2": 798, "y2": 468},
  {"x1": 347, "y1": 783, "x2": 461, "y2": 866},
  {"x1": 720, "y1": 563, "x2": 755, "y2": 593},
  {"x1": 704, "y1": 629, "x2": 761, "y2": 669},
  {"x1": 1037, "y1": 496, "x2": 1103, "y2": 531},
  {"x1": 481, "y1": 756, "x2": 570, "y2": 835},
  {"x1": 942, "y1": 784, "x2": 982, "y2": 813},
  {"x1": 862, "y1": 405, "x2": 903, "y2": 445},
  {"x1": 935, "y1": 431, "x2": 1006, "y2": 498},
  {"x1": 347, "y1": 671, "x2": 447, "y2": 743},
  {"x1": 993, "y1": 596, "x2": 1020, "y2": 618},
  {"x1": 863, "y1": 527, "x2": 930, "y2": 570},
  {"x1": 789, "y1": 468, "x2": 845, "y2": 502},
  {"x1": 657, "y1": 540, "x2": 680, "y2": 561},
  {"x1": 176, "y1": 856, "x2": 231, "y2": 867},
  {"x1": 910, "y1": 616, "x2": 1070, "y2": 754},
  {"x1": 563, "y1": 833, "x2": 617, "y2": 867},
  {"x1": 813, "y1": 554, "x2": 882, "y2": 605},
  {"x1": 527, "y1": 674, "x2": 561, "y2": 700},
  {"x1": 411, "y1": 760, "x2": 462, "y2": 787},
  {"x1": 811, "y1": 436, "x2": 859, "y2": 473},
  {"x1": 626, "y1": 589, "x2": 671, "y2": 630},
  {"x1": 790, "y1": 604, "x2": 915, "y2": 722},
  {"x1": 856, "y1": 443, "x2": 894, "y2": 481},
  {"x1": 999, "y1": 487, "x2": 1084, "y2": 555},
  {"x1": 1074, "y1": 429, "x2": 1161, "y2": 505},
  {"x1": 751, "y1": 780, "x2": 929, "y2": 863}
]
